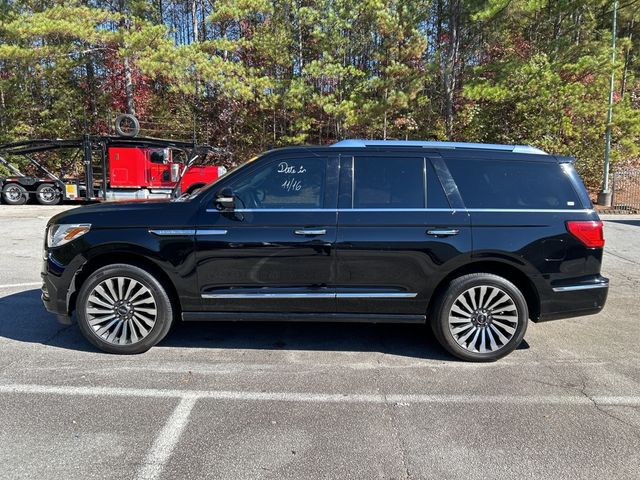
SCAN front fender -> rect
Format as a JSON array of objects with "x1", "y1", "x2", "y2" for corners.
[{"x1": 47, "y1": 227, "x2": 199, "y2": 316}]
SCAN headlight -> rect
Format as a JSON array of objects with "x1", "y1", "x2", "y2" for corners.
[{"x1": 47, "y1": 224, "x2": 91, "y2": 248}]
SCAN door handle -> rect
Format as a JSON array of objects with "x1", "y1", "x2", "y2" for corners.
[
  {"x1": 294, "y1": 229, "x2": 327, "y2": 236},
  {"x1": 427, "y1": 229, "x2": 460, "y2": 237}
]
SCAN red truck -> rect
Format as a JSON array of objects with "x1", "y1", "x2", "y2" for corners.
[{"x1": 0, "y1": 136, "x2": 227, "y2": 205}]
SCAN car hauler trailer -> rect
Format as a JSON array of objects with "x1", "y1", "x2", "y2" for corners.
[{"x1": 0, "y1": 136, "x2": 227, "y2": 205}]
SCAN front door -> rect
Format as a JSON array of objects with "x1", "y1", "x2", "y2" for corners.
[
  {"x1": 147, "y1": 148, "x2": 173, "y2": 187},
  {"x1": 195, "y1": 153, "x2": 339, "y2": 313}
]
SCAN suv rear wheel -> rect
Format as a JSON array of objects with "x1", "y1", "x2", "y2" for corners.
[
  {"x1": 76, "y1": 264, "x2": 174, "y2": 354},
  {"x1": 431, "y1": 273, "x2": 528, "y2": 362}
]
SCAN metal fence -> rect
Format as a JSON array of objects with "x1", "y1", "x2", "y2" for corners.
[{"x1": 612, "y1": 166, "x2": 640, "y2": 212}]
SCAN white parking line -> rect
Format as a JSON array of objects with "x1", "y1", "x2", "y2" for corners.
[
  {"x1": 136, "y1": 395, "x2": 198, "y2": 480},
  {"x1": 0, "y1": 282, "x2": 41, "y2": 289},
  {"x1": 0, "y1": 383, "x2": 639, "y2": 407},
  {"x1": 1, "y1": 383, "x2": 638, "y2": 480}
]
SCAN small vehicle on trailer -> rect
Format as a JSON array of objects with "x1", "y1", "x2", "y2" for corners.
[{"x1": 0, "y1": 136, "x2": 227, "y2": 205}]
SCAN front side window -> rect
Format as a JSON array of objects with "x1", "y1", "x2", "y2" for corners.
[
  {"x1": 353, "y1": 157, "x2": 425, "y2": 209},
  {"x1": 229, "y1": 157, "x2": 326, "y2": 209},
  {"x1": 149, "y1": 149, "x2": 168, "y2": 164}
]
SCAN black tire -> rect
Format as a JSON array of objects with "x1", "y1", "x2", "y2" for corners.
[
  {"x1": 2, "y1": 183, "x2": 28, "y2": 205},
  {"x1": 76, "y1": 264, "x2": 175, "y2": 354},
  {"x1": 35, "y1": 183, "x2": 62, "y2": 205},
  {"x1": 114, "y1": 113, "x2": 140, "y2": 137},
  {"x1": 430, "y1": 273, "x2": 528, "y2": 362}
]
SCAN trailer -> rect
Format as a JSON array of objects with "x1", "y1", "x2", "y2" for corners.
[{"x1": 0, "y1": 136, "x2": 228, "y2": 205}]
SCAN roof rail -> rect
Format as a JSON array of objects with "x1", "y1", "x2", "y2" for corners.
[{"x1": 330, "y1": 139, "x2": 547, "y2": 155}]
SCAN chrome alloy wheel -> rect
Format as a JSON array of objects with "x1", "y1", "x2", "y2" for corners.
[
  {"x1": 39, "y1": 185, "x2": 57, "y2": 202},
  {"x1": 5, "y1": 185, "x2": 23, "y2": 201},
  {"x1": 85, "y1": 276, "x2": 157, "y2": 345},
  {"x1": 448, "y1": 285, "x2": 519, "y2": 353}
]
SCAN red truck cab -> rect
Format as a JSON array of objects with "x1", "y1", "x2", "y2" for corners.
[{"x1": 108, "y1": 147, "x2": 222, "y2": 194}]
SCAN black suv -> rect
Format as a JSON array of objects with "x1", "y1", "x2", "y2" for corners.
[{"x1": 42, "y1": 140, "x2": 608, "y2": 361}]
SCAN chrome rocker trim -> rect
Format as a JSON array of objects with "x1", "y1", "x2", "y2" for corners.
[{"x1": 202, "y1": 292, "x2": 417, "y2": 299}]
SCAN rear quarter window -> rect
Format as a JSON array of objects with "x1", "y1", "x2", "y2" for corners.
[{"x1": 445, "y1": 159, "x2": 582, "y2": 209}]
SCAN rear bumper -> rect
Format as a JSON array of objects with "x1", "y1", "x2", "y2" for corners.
[{"x1": 536, "y1": 276, "x2": 609, "y2": 322}]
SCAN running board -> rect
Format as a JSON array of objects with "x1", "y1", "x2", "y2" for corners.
[{"x1": 181, "y1": 312, "x2": 426, "y2": 324}]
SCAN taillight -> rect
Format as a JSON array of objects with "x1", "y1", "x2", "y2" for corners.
[{"x1": 566, "y1": 221, "x2": 605, "y2": 248}]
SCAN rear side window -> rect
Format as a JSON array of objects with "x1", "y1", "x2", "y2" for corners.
[
  {"x1": 353, "y1": 157, "x2": 424, "y2": 208},
  {"x1": 445, "y1": 159, "x2": 582, "y2": 209}
]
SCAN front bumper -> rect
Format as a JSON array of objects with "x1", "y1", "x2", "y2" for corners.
[
  {"x1": 41, "y1": 250, "x2": 85, "y2": 325},
  {"x1": 537, "y1": 276, "x2": 609, "y2": 322},
  {"x1": 41, "y1": 271, "x2": 72, "y2": 325}
]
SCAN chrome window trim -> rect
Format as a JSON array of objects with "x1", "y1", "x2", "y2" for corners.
[
  {"x1": 205, "y1": 208, "x2": 593, "y2": 213},
  {"x1": 552, "y1": 283, "x2": 608, "y2": 293},
  {"x1": 423, "y1": 157, "x2": 428, "y2": 208},
  {"x1": 202, "y1": 292, "x2": 417, "y2": 299},
  {"x1": 340, "y1": 208, "x2": 457, "y2": 212},
  {"x1": 350, "y1": 156, "x2": 355, "y2": 208},
  {"x1": 205, "y1": 208, "x2": 328, "y2": 213},
  {"x1": 464, "y1": 208, "x2": 593, "y2": 213},
  {"x1": 149, "y1": 229, "x2": 196, "y2": 236},
  {"x1": 196, "y1": 229, "x2": 228, "y2": 235}
]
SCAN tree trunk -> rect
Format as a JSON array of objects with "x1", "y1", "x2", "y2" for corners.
[
  {"x1": 621, "y1": 17, "x2": 635, "y2": 99},
  {"x1": 296, "y1": 0, "x2": 303, "y2": 72},
  {"x1": 383, "y1": 87, "x2": 388, "y2": 140},
  {"x1": 191, "y1": 0, "x2": 199, "y2": 43},
  {"x1": 123, "y1": 56, "x2": 136, "y2": 116},
  {"x1": 0, "y1": 84, "x2": 5, "y2": 131},
  {"x1": 200, "y1": 0, "x2": 206, "y2": 41},
  {"x1": 443, "y1": 0, "x2": 461, "y2": 140},
  {"x1": 85, "y1": 57, "x2": 98, "y2": 122},
  {"x1": 118, "y1": 0, "x2": 135, "y2": 115}
]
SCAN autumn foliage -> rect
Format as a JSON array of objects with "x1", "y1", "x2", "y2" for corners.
[{"x1": 0, "y1": 1, "x2": 639, "y2": 189}]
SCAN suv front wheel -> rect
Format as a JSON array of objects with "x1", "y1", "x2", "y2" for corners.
[
  {"x1": 76, "y1": 264, "x2": 174, "y2": 354},
  {"x1": 431, "y1": 273, "x2": 528, "y2": 362}
]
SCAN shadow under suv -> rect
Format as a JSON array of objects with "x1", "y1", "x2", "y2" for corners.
[{"x1": 41, "y1": 140, "x2": 608, "y2": 361}]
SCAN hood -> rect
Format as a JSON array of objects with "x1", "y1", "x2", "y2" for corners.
[{"x1": 48, "y1": 198, "x2": 197, "y2": 229}]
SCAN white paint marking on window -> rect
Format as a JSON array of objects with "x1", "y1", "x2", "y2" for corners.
[
  {"x1": 0, "y1": 383, "x2": 638, "y2": 407},
  {"x1": 136, "y1": 395, "x2": 198, "y2": 480}
]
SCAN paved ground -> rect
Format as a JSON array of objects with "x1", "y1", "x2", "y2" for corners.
[{"x1": 0, "y1": 204, "x2": 638, "y2": 480}]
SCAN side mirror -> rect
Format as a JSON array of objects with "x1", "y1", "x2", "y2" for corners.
[
  {"x1": 215, "y1": 188, "x2": 236, "y2": 210},
  {"x1": 170, "y1": 164, "x2": 180, "y2": 182}
]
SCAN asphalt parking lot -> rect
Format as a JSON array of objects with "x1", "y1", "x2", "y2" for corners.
[{"x1": 0, "y1": 205, "x2": 638, "y2": 480}]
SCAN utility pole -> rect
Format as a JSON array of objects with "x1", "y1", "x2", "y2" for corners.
[{"x1": 598, "y1": 0, "x2": 618, "y2": 206}]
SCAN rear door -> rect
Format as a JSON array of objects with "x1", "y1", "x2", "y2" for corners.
[{"x1": 335, "y1": 152, "x2": 472, "y2": 316}]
